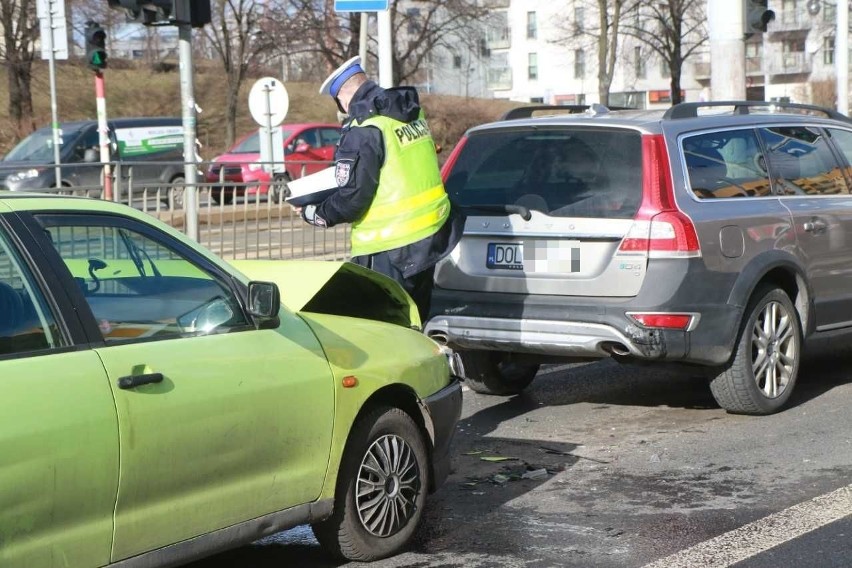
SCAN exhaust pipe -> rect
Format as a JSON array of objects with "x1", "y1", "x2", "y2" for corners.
[
  {"x1": 429, "y1": 331, "x2": 449, "y2": 346},
  {"x1": 601, "y1": 342, "x2": 631, "y2": 357}
]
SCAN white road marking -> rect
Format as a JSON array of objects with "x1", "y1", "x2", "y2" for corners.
[{"x1": 643, "y1": 484, "x2": 852, "y2": 568}]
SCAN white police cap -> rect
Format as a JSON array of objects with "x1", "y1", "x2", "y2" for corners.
[{"x1": 319, "y1": 56, "x2": 365, "y2": 97}]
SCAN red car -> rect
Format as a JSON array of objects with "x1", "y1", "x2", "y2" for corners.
[{"x1": 205, "y1": 123, "x2": 341, "y2": 204}]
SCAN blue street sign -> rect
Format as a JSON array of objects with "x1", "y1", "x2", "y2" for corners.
[{"x1": 334, "y1": 0, "x2": 388, "y2": 11}]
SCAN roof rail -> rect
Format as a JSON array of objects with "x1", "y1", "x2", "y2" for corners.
[
  {"x1": 500, "y1": 104, "x2": 631, "y2": 121},
  {"x1": 663, "y1": 100, "x2": 851, "y2": 122}
]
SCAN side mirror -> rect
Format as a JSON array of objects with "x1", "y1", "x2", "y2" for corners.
[
  {"x1": 84, "y1": 148, "x2": 99, "y2": 163},
  {"x1": 248, "y1": 281, "x2": 280, "y2": 329},
  {"x1": 294, "y1": 142, "x2": 311, "y2": 153}
]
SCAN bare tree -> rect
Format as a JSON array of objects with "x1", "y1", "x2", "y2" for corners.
[
  {"x1": 275, "y1": 0, "x2": 484, "y2": 85},
  {"x1": 621, "y1": 0, "x2": 707, "y2": 105},
  {"x1": 69, "y1": 0, "x2": 124, "y2": 54},
  {"x1": 387, "y1": 0, "x2": 485, "y2": 86},
  {"x1": 278, "y1": 0, "x2": 360, "y2": 74},
  {"x1": 204, "y1": 0, "x2": 275, "y2": 147},
  {"x1": 554, "y1": 0, "x2": 628, "y2": 106},
  {"x1": 0, "y1": 0, "x2": 39, "y2": 137}
]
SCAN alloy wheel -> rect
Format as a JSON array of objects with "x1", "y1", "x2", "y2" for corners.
[
  {"x1": 751, "y1": 300, "x2": 797, "y2": 399},
  {"x1": 356, "y1": 434, "x2": 421, "y2": 538}
]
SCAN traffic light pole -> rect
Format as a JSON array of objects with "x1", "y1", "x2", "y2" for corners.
[
  {"x1": 94, "y1": 72, "x2": 113, "y2": 201},
  {"x1": 708, "y1": 0, "x2": 746, "y2": 100},
  {"x1": 179, "y1": 23, "x2": 199, "y2": 240}
]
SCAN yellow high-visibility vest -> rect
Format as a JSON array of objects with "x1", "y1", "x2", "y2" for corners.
[{"x1": 349, "y1": 111, "x2": 450, "y2": 257}]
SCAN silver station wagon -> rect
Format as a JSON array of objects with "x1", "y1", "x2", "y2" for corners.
[{"x1": 427, "y1": 101, "x2": 852, "y2": 415}]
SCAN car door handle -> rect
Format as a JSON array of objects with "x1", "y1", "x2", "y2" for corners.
[
  {"x1": 803, "y1": 219, "x2": 828, "y2": 233},
  {"x1": 117, "y1": 373, "x2": 164, "y2": 390}
]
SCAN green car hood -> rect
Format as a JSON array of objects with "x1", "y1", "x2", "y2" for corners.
[{"x1": 231, "y1": 260, "x2": 421, "y2": 329}]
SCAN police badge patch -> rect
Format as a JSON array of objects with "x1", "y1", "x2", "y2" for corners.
[{"x1": 335, "y1": 160, "x2": 354, "y2": 187}]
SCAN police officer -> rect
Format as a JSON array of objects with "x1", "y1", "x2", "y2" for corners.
[{"x1": 299, "y1": 56, "x2": 463, "y2": 323}]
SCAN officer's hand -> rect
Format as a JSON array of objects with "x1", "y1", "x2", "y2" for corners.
[{"x1": 300, "y1": 204, "x2": 327, "y2": 228}]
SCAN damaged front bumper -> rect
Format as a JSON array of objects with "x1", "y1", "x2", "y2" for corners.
[{"x1": 423, "y1": 377, "x2": 463, "y2": 491}]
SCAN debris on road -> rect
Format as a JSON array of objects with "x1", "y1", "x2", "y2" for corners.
[{"x1": 521, "y1": 468, "x2": 549, "y2": 480}]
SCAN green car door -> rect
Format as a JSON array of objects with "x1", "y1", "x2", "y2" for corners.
[
  {"x1": 0, "y1": 220, "x2": 119, "y2": 568},
  {"x1": 34, "y1": 214, "x2": 335, "y2": 561}
]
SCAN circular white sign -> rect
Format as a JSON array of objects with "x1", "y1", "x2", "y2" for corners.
[{"x1": 248, "y1": 77, "x2": 289, "y2": 127}]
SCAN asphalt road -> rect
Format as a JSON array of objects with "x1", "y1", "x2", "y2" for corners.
[{"x1": 188, "y1": 337, "x2": 852, "y2": 568}]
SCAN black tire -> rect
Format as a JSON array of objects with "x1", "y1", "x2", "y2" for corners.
[
  {"x1": 312, "y1": 406, "x2": 429, "y2": 562},
  {"x1": 458, "y1": 350, "x2": 539, "y2": 395},
  {"x1": 269, "y1": 173, "x2": 292, "y2": 202},
  {"x1": 211, "y1": 187, "x2": 234, "y2": 205},
  {"x1": 169, "y1": 176, "x2": 185, "y2": 209},
  {"x1": 710, "y1": 285, "x2": 802, "y2": 415}
]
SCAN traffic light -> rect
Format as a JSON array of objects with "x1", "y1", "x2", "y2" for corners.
[
  {"x1": 744, "y1": 0, "x2": 775, "y2": 34},
  {"x1": 85, "y1": 21, "x2": 107, "y2": 71},
  {"x1": 106, "y1": 0, "x2": 210, "y2": 27}
]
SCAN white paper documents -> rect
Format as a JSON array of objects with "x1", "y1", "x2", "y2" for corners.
[{"x1": 286, "y1": 166, "x2": 338, "y2": 206}]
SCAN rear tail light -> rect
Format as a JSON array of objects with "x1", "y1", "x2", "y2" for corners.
[
  {"x1": 441, "y1": 136, "x2": 468, "y2": 181},
  {"x1": 618, "y1": 135, "x2": 701, "y2": 258},
  {"x1": 627, "y1": 312, "x2": 698, "y2": 330}
]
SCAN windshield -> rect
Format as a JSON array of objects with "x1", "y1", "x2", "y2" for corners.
[
  {"x1": 445, "y1": 127, "x2": 643, "y2": 219},
  {"x1": 4, "y1": 126, "x2": 84, "y2": 162},
  {"x1": 230, "y1": 130, "x2": 292, "y2": 154}
]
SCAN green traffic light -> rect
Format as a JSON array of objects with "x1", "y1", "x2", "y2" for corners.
[{"x1": 85, "y1": 20, "x2": 107, "y2": 71}]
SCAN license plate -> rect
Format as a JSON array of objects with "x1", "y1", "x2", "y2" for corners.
[
  {"x1": 486, "y1": 242, "x2": 523, "y2": 270},
  {"x1": 486, "y1": 241, "x2": 582, "y2": 272},
  {"x1": 525, "y1": 240, "x2": 581, "y2": 273}
]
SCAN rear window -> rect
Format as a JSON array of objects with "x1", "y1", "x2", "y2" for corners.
[{"x1": 444, "y1": 127, "x2": 643, "y2": 219}]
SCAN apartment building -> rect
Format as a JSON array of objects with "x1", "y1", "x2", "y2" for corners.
[
  {"x1": 738, "y1": 0, "x2": 836, "y2": 104},
  {"x1": 426, "y1": 0, "x2": 843, "y2": 108},
  {"x1": 438, "y1": 0, "x2": 707, "y2": 108}
]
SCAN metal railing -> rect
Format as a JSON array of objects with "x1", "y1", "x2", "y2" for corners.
[{"x1": 0, "y1": 159, "x2": 350, "y2": 262}]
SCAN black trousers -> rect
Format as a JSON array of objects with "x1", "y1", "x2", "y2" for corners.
[{"x1": 350, "y1": 252, "x2": 435, "y2": 324}]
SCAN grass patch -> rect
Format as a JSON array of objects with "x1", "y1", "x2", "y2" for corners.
[{"x1": 0, "y1": 58, "x2": 520, "y2": 160}]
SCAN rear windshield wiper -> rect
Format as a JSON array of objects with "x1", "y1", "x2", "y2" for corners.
[{"x1": 459, "y1": 204, "x2": 532, "y2": 221}]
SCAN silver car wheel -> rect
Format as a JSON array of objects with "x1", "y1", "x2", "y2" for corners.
[
  {"x1": 356, "y1": 434, "x2": 421, "y2": 538},
  {"x1": 751, "y1": 300, "x2": 796, "y2": 399}
]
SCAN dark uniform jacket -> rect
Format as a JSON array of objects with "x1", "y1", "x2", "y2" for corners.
[{"x1": 314, "y1": 80, "x2": 464, "y2": 278}]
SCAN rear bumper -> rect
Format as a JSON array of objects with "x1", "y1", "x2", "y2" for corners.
[
  {"x1": 425, "y1": 310, "x2": 740, "y2": 365},
  {"x1": 425, "y1": 315, "x2": 658, "y2": 358},
  {"x1": 427, "y1": 273, "x2": 743, "y2": 367},
  {"x1": 424, "y1": 377, "x2": 463, "y2": 491}
]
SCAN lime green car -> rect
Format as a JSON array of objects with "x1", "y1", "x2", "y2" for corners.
[{"x1": 0, "y1": 195, "x2": 461, "y2": 567}]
